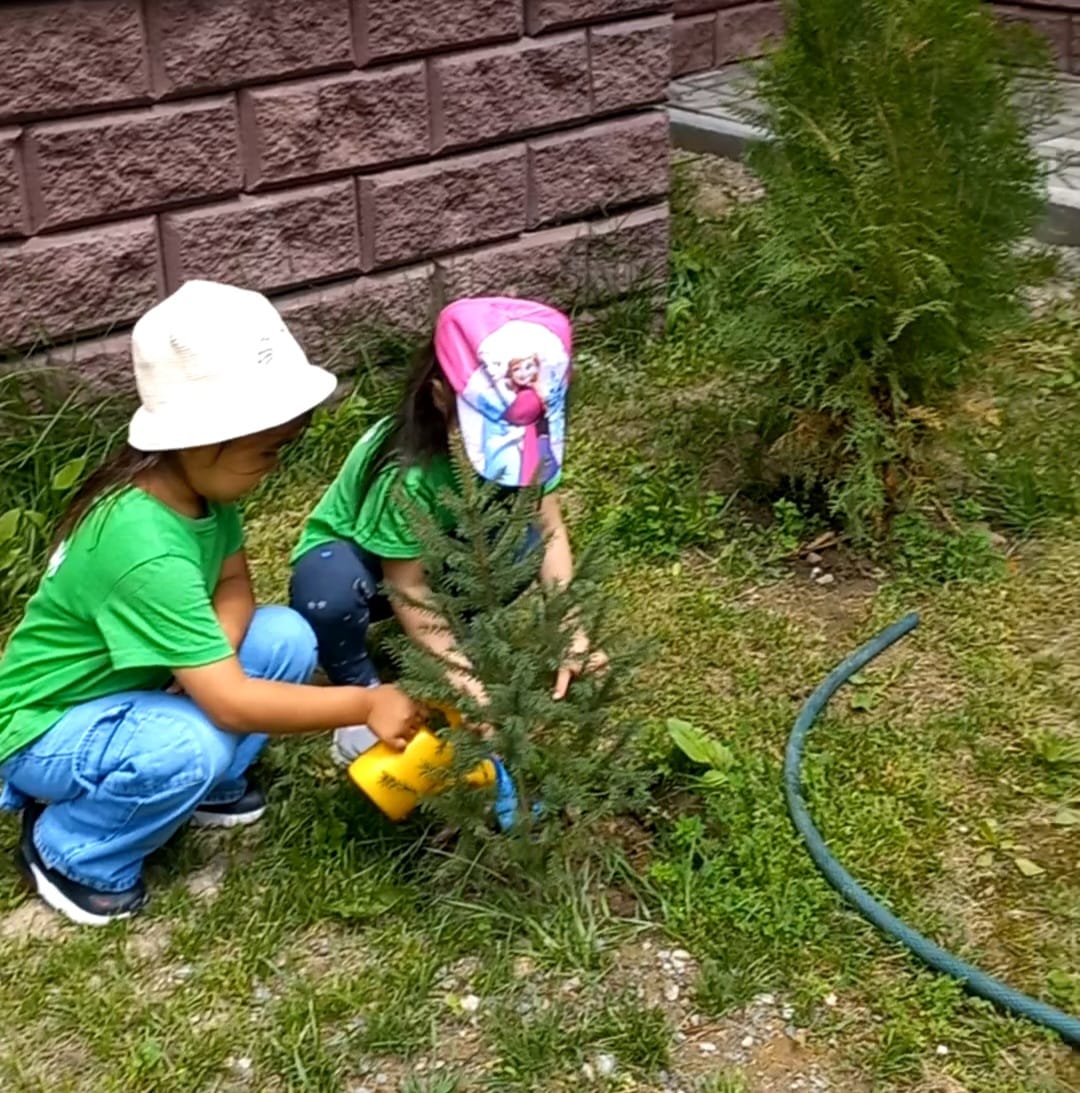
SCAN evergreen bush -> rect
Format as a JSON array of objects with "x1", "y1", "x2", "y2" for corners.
[{"x1": 713, "y1": 0, "x2": 1056, "y2": 538}]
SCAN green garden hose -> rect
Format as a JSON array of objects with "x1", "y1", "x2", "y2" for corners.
[{"x1": 783, "y1": 612, "x2": 1080, "y2": 1048}]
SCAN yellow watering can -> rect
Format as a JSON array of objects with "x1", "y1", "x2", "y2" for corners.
[{"x1": 347, "y1": 706, "x2": 495, "y2": 821}]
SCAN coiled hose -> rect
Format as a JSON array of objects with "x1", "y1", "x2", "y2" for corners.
[{"x1": 783, "y1": 612, "x2": 1080, "y2": 1048}]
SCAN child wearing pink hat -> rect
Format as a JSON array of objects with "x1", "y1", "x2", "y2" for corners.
[{"x1": 291, "y1": 297, "x2": 605, "y2": 763}]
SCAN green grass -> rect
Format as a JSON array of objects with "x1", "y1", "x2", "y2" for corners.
[
  {"x1": 0, "y1": 175, "x2": 1078, "y2": 1091},
  {"x1": 0, "y1": 368, "x2": 126, "y2": 621}
]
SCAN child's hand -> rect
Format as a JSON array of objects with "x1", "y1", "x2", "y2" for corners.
[
  {"x1": 454, "y1": 674, "x2": 496, "y2": 739},
  {"x1": 554, "y1": 631, "x2": 609, "y2": 700},
  {"x1": 366, "y1": 684, "x2": 422, "y2": 751}
]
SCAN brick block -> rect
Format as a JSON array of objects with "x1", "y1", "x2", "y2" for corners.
[
  {"x1": 0, "y1": 130, "x2": 26, "y2": 239},
  {"x1": 240, "y1": 66, "x2": 428, "y2": 188},
  {"x1": 356, "y1": 0, "x2": 522, "y2": 64},
  {"x1": 587, "y1": 204, "x2": 669, "y2": 300},
  {"x1": 993, "y1": 6, "x2": 1070, "y2": 68},
  {"x1": 0, "y1": 1, "x2": 149, "y2": 124},
  {"x1": 361, "y1": 147, "x2": 526, "y2": 269},
  {"x1": 0, "y1": 218, "x2": 160, "y2": 347},
  {"x1": 672, "y1": 14, "x2": 717, "y2": 74},
  {"x1": 526, "y1": 0, "x2": 670, "y2": 34},
  {"x1": 26, "y1": 99, "x2": 241, "y2": 232},
  {"x1": 673, "y1": 0, "x2": 743, "y2": 13},
  {"x1": 436, "y1": 223, "x2": 591, "y2": 310},
  {"x1": 716, "y1": 2, "x2": 784, "y2": 64},
  {"x1": 161, "y1": 182, "x2": 360, "y2": 295},
  {"x1": 276, "y1": 266, "x2": 435, "y2": 370},
  {"x1": 432, "y1": 35, "x2": 591, "y2": 151},
  {"x1": 148, "y1": 0, "x2": 353, "y2": 97},
  {"x1": 29, "y1": 333, "x2": 133, "y2": 395},
  {"x1": 590, "y1": 16, "x2": 673, "y2": 114},
  {"x1": 528, "y1": 114, "x2": 669, "y2": 228}
]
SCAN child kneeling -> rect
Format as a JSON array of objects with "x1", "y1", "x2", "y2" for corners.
[
  {"x1": 0, "y1": 282, "x2": 419, "y2": 925},
  {"x1": 291, "y1": 297, "x2": 605, "y2": 762}
]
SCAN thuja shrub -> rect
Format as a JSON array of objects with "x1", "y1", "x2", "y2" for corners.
[{"x1": 713, "y1": 0, "x2": 1055, "y2": 539}]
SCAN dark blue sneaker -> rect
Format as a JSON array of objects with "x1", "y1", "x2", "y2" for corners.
[
  {"x1": 192, "y1": 783, "x2": 267, "y2": 829},
  {"x1": 15, "y1": 803, "x2": 147, "y2": 927}
]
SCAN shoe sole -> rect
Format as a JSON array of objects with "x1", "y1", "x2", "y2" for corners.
[
  {"x1": 190, "y1": 805, "x2": 267, "y2": 829},
  {"x1": 15, "y1": 850, "x2": 139, "y2": 928}
]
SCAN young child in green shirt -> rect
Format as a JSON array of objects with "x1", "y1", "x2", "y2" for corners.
[
  {"x1": 291, "y1": 296, "x2": 605, "y2": 765},
  {"x1": 0, "y1": 281, "x2": 420, "y2": 926}
]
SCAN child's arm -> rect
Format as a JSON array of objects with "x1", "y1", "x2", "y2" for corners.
[
  {"x1": 172, "y1": 659, "x2": 420, "y2": 747},
  {"x1": 383, "y1": 557, "x2": 492, "y2": 728},
  {"x1": 213, "y1": 551, "x2": 256, "y2": 651},
  {"x1": 537, "y1": 493, "x2": 608, "y2": 698},
  {"x1": 538, "y1": 492, "x2": 573, "y2": 588}
]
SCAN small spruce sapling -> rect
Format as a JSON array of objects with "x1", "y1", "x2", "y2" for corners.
[{"x1": 391, "y1": 440, "x2": 646, "y2": 870}]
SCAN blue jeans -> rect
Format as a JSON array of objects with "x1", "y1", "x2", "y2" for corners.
[{"x1": 0, "y1": 606, "x2": 317, "y2": 892}]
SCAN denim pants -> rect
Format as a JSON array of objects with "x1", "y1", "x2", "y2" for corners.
[
  {"x1": 0, "y1": 605, "x2": 317, "y2": 892},
  {"x1": 290, "y1": 541, "x2": 393, "y2": 687}
]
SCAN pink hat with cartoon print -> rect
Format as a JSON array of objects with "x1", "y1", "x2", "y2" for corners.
[{"x1": 434, "y1": 297, "x2": 572, "y2": 488}]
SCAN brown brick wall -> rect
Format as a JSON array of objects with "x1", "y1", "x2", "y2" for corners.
[
  {"x1": 0, "y1": 0, "x2": 674, "y2": 390},
  {"x1": 671, "y1": 0, "x2": 1080, "y2": 77},
  {"x1": 671, "y1": 0, "x2": 784, "y2": 76},
  {"x1": 992, "y1": 1, "x2": 1080, "y2": 70}
]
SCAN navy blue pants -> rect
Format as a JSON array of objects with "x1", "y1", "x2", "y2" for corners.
[
  {"x1": 291, "y1": 525, "x2": 543, "y2": 687},
  {"x1": 289, "y1": 541, "x2": 394, "y2": 686}
]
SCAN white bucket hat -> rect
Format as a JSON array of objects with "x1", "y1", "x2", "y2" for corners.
[{"x1": 128, "y1": 280, "x2": 338, "y2": 452}]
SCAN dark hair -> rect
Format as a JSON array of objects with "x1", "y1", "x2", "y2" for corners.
[
  {"x1": 359, "y1": 340, "x2": 454, "y2": 497},
  {"x1": 53, "y1": 445, "x2": 165, "y2": 547},
  {"x1": 54, "y1": 414, "x2": 308, "y2": 549}
]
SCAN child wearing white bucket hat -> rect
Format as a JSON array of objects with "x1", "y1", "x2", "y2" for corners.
[{"x1": 0, "y1": 281, "x2": 421, "y2": 926}]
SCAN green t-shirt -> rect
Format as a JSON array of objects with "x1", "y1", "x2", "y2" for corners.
[
  {"x1": 0, "y1": 489, "x2": 243, "y2": 766},
  {"x1": 292, "y1": 418, "x2": 560, "y2": 564}
]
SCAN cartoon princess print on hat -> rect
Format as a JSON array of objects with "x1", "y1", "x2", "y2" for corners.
[
  {"x1": 434, "y1": 298, "x2": 572, "y2": 488},
  {"x1": 502, "y1": 350, "x2": 556, "y2": 486}
]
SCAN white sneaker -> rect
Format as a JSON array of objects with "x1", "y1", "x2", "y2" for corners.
[{"x1": 331, "y1": 725, "x2": 379, "y2": 768}]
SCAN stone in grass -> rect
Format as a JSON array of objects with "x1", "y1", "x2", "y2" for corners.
[
  {"x1": 596, "y1": 1053, "x2": 617, "y2": 1078},
  {"x1": 227, "y1": 1056, "x2": 253, "y2": 1080}
]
